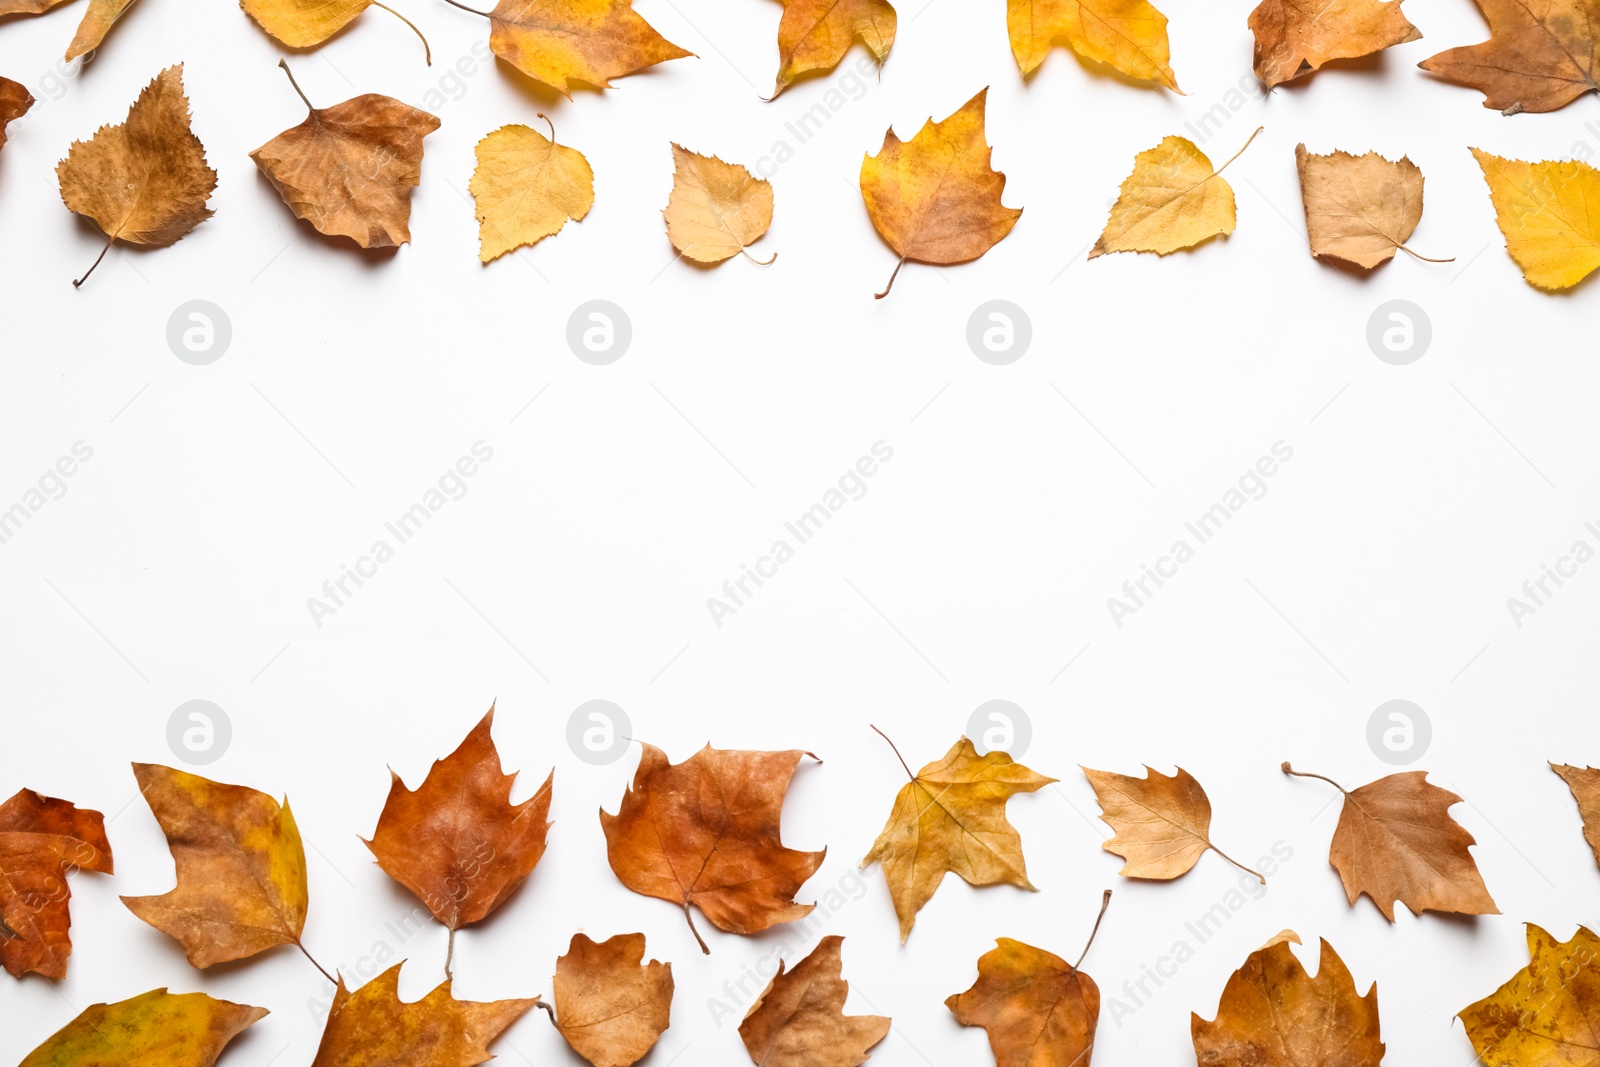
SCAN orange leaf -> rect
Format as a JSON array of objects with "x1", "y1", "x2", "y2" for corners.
[
  {"x1": 738, "y1": 936, "x2": 888, "y2": 1067},
  {"x1": 551, "y1": 932, "x2": 673, "y2": 1067},
  {"x1": 310, "y1": 963, "x2": 535, "y2": 1067},
  {"x1": 0, "y1": 789, "x2": 112, "y2": 979}
]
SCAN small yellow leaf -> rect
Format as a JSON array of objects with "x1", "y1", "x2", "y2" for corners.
[
  {"x1": 1007, "y1": 0, "x2": 1179, "y2": 89},
  {"x1": 770, "y1": 0, "x2": 895, "y2": 97},
  {"x1": 472, "y1": 0, "x2": 692, "y2": 95},
  {"x1": 663, "y1": 144, "x2": 774, "y2": 265},
  {"x1": 1471, "y1": 148, "x2": 1600, "y2": 290},
  {"x1": 1091, "y1": 127, "x2": 1259, "y2": 258}
]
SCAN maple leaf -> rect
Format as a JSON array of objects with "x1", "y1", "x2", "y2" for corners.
[
  {"x1": 251, "y1": 62, "x2": 439, "y2": 250},
  {"x1": 601, "y1": 743, "x2": 824, "y2": 953},
  {"x1": 56, "y1": 65, "x2": 216, "y2": 287},
  {"x1": 1, "y1": 77, "x2": 34, "y2": 154},
  {"x1": 311, "y1": 962, "x2": 535, "y2": 1067},
  {"x1": 861, "y1": 729, "x2": 1054, "y2": 942},
  {"x1": 363, "y1": 705, "x2": 553, "y2": 976},
  {"x1": 946, "y1": 891, "x2": 1112, "y2": 1067},
  {"x1": 767, "y1": 0, "x2": 894, "y2": 97},
  {"x1": 1420, "y1": 0, "x2": 1600, "y2": 113},
  {"x1": 1552, "y1": 763, "x2": 1600, "y2": 869},
  {"x1": 0, "y1": 789, "x2": 112, "y2": 979},
  {"x1": 1091, "y1": 126, "x2": 1260, "y2": 258},
  {"x1": 664, "y1": 144, "x2": 776, "y2": 265},
  {"x1": 470, "y1": 117, "x2": 594, "y2": 263},
  {"x1": 1248, "y1": 0, "x2": 1418, "y2": 87},
  {"x1": 1192, "y1": 932, "x2": 1384, "y2": 1067},
  {"x1": 1296, "y1": 145, "x2": 1450, "y2": 268},
  {"x1": 1459, "y1": 923, "x2": 1600, "y2": 1065},
  {"x1": 121, "y1": 763, "x2": 316, "y2": 970},
  {"x1": 19, "y1": 988, "x2": 266, "y2": 1067},
  {"x1": 240, "y1": 0, "x2": 430, "y2": 62},
  {"x1": 860, "y1": 87, "x2": 1021, "y2": 297},
  {"x1": 1284, "y1": 763, "x2": 1498, "y2": 920},
  {"x1": 1082, "y1": 765, "x2": 1262, "y2": 882},
  {"x1": 1007, "y1": 0, "x2": 1179, "y2": 89},
  {"x1": 738, "y1": 935, "x2": 889, "y2": 1067},
  {"x1": 1470, "y1": 149, "x2": 1600, "y2": 290},
  {"x1": 549, "y1": 932, "x2": 673, "y2": 1067},
  {"x1": 441, "y1": 0, "x2": 692, "y2": 95}
]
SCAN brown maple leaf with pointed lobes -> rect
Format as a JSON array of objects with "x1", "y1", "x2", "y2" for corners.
[
  {"x1": 1420, "y1": 0, "x2": 1600, "y2": 112},
  {"x1": 1284, "y1": 763, "x2": 1498, "y2": 920},
  {"x1": 0, "y1": 789, "x2": 112, "y2": 979},
  {"x1": 1, "y1": 78, "x2": 34, "y2": 155},
  {"x1": 550, "y1": 932, "x2": 673, "y2": 1067},
  {"x1": 946, "y1": 891, "x2": 1112, "y2": 1067},
  {"x1": 445, "y1": 0, "x2": 692, "y2": 95},
  {"x1": 739, "y1": 936, "x2": 889, "y2": 1067},
  {"x1": 57, "y1": 65, "x2": 216, "y2": 287},
  {"x1": 862, "y1": 730, "x2": 1054, "y2": 942},
  {"x1": 1552, "y1": 763, "x2": 1600, "y2": 870},
  {"x1": 363, "y1": 705, "x2": 553, "y2": 966},
  {"x1": 1248, "y1": 0, "x2": 1418, "y2": 87},
  {"x1": 1459, "y1": 923, "x2": 1600, "y2": 1064},
  {"x1": 602, "y1": 743, "x2": 824, "y2": 953},
  {"x1": 1192, "y1": 932, "x2": 1384, "y2": 1067},
  {"x1": 19, "y1": 988, "x2": 267, "y2": 1067},
  {"x1": 1295, "y1": 145, "x2": 1450, "y2": 269},
  {"x1": 122, "y1": 763, "x2": 313, "y2": 969},
  {"x1": 860, "y1": 88, "x2": 1022, "y2": 298},
  {"x1": 768, "y1": 0, "x2": 895, "y2": 98},
  {"x1": 251, "y1": 62, "x2": 439, "y2": 249},
  {"x1": 1082, "y1": 765, "x2": 1263, "y2": 882},
  {"x1": 311, "y1": 962, "x2": 535, "y2": 1067}
]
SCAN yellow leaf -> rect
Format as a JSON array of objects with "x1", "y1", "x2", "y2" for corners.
[
  {"x1": 769, "y1": 0, "x2": 895, "y2": 97},
  {"x1": 239, "y1": 0, "x2": 430, "y2": 60},
  {"x1": 470, "y1": 120, "x2": 594, "y2": 263},
  {"x1": 452, "y1": 0, "x2": 693, "y2": 95},
  {"x1": 1007, "y1": 0, "x2": 1179, "y2": 89},
  {"x1": 20, "y1": 989, "x2": 266, "y2": 1067},
  {"x1": 1471, "y1": 148, "x2": 1600, "y2": 290},
  {"x1": 1091, "y1": 126, "x2": 1259, "y2": 258},
  {"x1": 663, "y1": 144, "x2": 774, "y2": 265},
  {"x1": 1459, "y1": 924, "x2": 1600, "y2": 1065},
  {"x1": 860, "y1": 87, "x2": 1022, "y2": 297}
]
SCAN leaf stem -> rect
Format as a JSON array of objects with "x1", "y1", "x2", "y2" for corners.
[
  {"x1": 531, "y1": 996, "x2": 557, "y2": 1026},
  {"x1": 444, "y1": 925, "x2": 456, "y2": 981},
  {"x1": 1072, "y1": 890, "x2": 1112, "y2": 970},
  {"x1": 740, "y1": 248, "x2": 777, "y2": 265},
  {"x1": 437, "y1": 0, "x2": 494, "y2": 18},
  {"x1": 869, "y1": 724, "x2": 915, "y2": 782},
  {"x1": 683, "y1": 900, "x2": 709, "y2": 955},
  {"x1": 874, "y1": 256, "x2": 905, "y2": 299},
  {"x1": 72, "y1": 235, "x2": 114, "y2": 288},
  {"x1": 537, "y1": 111, "x2": 557, "y2": 144},
  {"x1": 1215, "y1": 125, "x2": 1264, "y2": 177},
  {"x1": 278, "y1": 59, "x2": 316, "y2": 112},
  {"x1": 1210, "y1": 843, "x2": 1265, "y2": 884},
  {"x1": 1281, "y1": 761, "x2": 1347, "y2": 794},
  {"x1": 372, "y1": 2, "x2": 432, "y2": 65},
  {"x1": 296, "y1": 939, "x2": 337, "y2": 985},
  {"x1": 1398, "y1": 244, "x2": 1455, "y2": 263}
]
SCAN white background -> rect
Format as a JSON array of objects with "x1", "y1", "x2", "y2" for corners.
[{"x1": 4, "y1": 0, "x2": 1600, "y2": 1060}]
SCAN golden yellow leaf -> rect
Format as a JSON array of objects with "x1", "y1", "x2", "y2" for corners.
[
  {"x1": 1082, "y1": 765, "x2": 1262, "y2": 881},
  {"x1": 470, "y1": 118, "x2": 594, "y2": 263},
  {"x1": 663, "y1": 144, "x2": 775, "y2": 265},
  {"x1": 1471, "y1": 148, "x2": 1600, "y2": 290},
  {"x1": 1296, "y1": 144, "x2": 1449, "y2": 268},
  {"x1": 56, "y1": 65, "x2": 216, "y2": 287},
  {"x1": 19, "y1": 989, "x2": 266, "y2": 1067},
  {"x1": 769, "y1": 0, "x2": 894, "y2": 97},
  {"x1": 311, "y1": 963, "x2": 534, "y2": 1067},
  {"x1": 1459, "y1": 924, "x2": 1600, "y2": 1065},
  {"x1": 860, "y1": 87, "x2": 1022, "y2": 297},
  {"x1": 1006, "y1": 0, "x2": 1179, "y2": 89},
  {"x1": 1248, "y1": 0, "x2": 1418, "y2": 87},
  {"x1": 1091, "y1": 127, "x2": 1259, "y2": 258},
  {"x1": 552, "y1": 933, "x2": 673, "y2": 1067},
  {"x1": 239, "y1": 0, "x2": 430, "y2": 60},
  {"x1": 446, "y1": 0, "x2": 692, "y2": 95},
  {"x1": 861, "y1": 730, "x2": 1054, "y2": 942}
]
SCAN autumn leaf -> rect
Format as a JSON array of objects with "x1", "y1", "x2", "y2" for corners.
[
  {"x1": 1007, "y1": 0, "x2": 1179, "y2": 90},
  {"x1": 251, "y1": 62, "x2": 439, "y2": 250},
  {"x1": 1459, "y1": 923, "x2": 1600, "y2": 1065},
  {"x1": 240, "y1": 0, "x2": 430, "y2": 62},
  {"x1": 1284, "y1": 763, "x2": 1498, "y2": 920},
  {"x1": 1248, "y1": 0, "x2": 1418, "y2": 87},
  {"x1": 470, "y1": 117, "x2": 593, "y2": 263},
  {"x1": 861, "y1": 729, "x2": 1053, "y2": 942},
  {"x1": 1192, "y1": 932, "x2": 1384, "y2": 1067},
  {"x1": 860, "y1": 88, "x2": 1021, "y2": 297},
  {"x1": 768, "y1": 0, "x2": 894, "y2": 97},
  {"x1": 311, "y1": 962, "x2": 535, "y2": 1067},
  {"x1": 1, "y1": 77, "x2": 35, "y2": 154},
  {"x1": 0, "y1": 789, "x2": 112, "y2": 979},
  {"x1": 601, "y1": 743, "x2": 824, "y2": 953},
  {"x1": 442, "y1": 0, "x2": 692, "y2": 95},
  {"x1": 1470, "y1": 149, "x2": 1600, "y2": 290},
  {"x1": 1420, "y1": 0, "x2": 1599, "y2": 112},
  {"x1": 1552, "y1": 763, "x2": 1600, "y2": 869},
  {"x1": 738, "y1": 935, "x2": 888, "y2": 1067},
  {"x1": 549, "y1": 932, "x2": 673, "y2": 1067},
  {"x1": 56, "y1": 65, "x2": 216, "y2": 287},
  {"x1": 1296, "y1": 145, "x2": 1449, "y2": 268},
  {"x1": 363, "y1": 705, "x2": 552, "y2": 976},
  {"x1": 19, "y1": 989, "x2": 267, "y2": 1067},
  {"x1": 1082, "y1": 765, "x2": 1262, "y2": 882},
  {"x1": 1091, "y1": 126, "x2": 1260, "y2": 258},
  {"x1": 664, "y1": 144, "x2": 775, "y2": 265},
  {"x1": 121, "y1": 763, "x2": 319, "y2": 971},
  {"x1": 946, "y1": 891, "x2": 1112, "y2": 1067}
]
